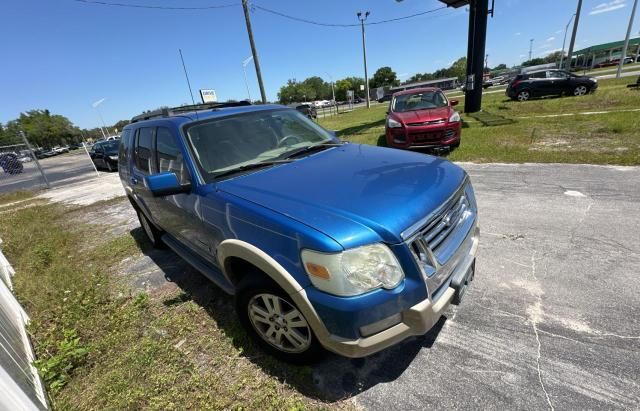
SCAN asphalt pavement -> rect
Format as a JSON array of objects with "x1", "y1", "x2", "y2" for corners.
[
  {"x1": 0, "y1": 151, "x2": 102, "y2": 193},
  {"x1": 34, "y1": 162, "x2": 640, "y2": 410}
]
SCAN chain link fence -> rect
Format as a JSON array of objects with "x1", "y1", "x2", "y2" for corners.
[{"x1": 0, "y1": 134, "x2": 105, "y2": 195}]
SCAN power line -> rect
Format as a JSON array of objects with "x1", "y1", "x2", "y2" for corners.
[
  {"x1": 253, "y1": 4, "x2": 448, "y2": 27},
  {"x1": 71, "y1": 0, "x2": 236, "y2": 10}
]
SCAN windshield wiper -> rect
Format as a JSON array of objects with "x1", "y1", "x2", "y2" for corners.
[
  {"x1": 281, "y1": 142, "x2": 344, "y2": 159},
  {"x1": 213, "y1": 160, "x2": 294, "y2": 179}
]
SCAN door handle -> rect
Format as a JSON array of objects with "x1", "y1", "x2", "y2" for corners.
[{"x1": 131, "y1": 177, "x2": 139, "y2": 185}]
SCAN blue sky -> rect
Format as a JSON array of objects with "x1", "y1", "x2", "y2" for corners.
[{"x1": 1, "y1": 0, "x2": 638, "y2": 129}]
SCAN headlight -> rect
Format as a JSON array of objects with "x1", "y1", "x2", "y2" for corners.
[
  {"x1": 109, "y1": 155, "x2": 118, "y2": 160},
  {"x1": 387, "y1": 118, "x2": 403, "y2": 128},
  {"x1": 449, "y1": 111, "x2": 461, "y2": 123},
  {"x1": 301, "y1": 243, "x2": 405, "y2": 296}
]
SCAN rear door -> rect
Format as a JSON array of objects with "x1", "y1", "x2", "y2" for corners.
[
  {"x1": 546, "y1": 70, "x2": 570, "y2": 94},
  {"x1": 131, "y1": 126, "x2": 156, "y2": 220},
  {"x1": 528, "y1": 71, "x2": 548, "y2": 95}
]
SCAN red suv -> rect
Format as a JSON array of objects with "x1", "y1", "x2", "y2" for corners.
[{"x1": 385, "y1": 87, "x2": 461, "y2": 150}]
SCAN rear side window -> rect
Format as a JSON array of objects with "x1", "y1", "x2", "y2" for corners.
[
  {"x1": 156, "y1": 127, "x2": 189, "y2": 184},
  {"x1": 134, "y1": 127, "x2": 154, "y2": 173},
  {"x1": 530, "y1": 71, "x2": 547, "y2": 79},
  {"x1": 118, "y1": 129, "x2": 132, "y2": 164}
]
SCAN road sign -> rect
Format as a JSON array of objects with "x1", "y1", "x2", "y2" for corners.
[
  {"x1": 199, "y1": 89, "x2": 217, "y2": 103},
  {"x1": 360, "y1": 84, "x2": 365, "y2": 91}
]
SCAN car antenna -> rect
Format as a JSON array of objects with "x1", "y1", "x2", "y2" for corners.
[{"x1": 178, "y1": 48, "x2": 199, "y2": 120}]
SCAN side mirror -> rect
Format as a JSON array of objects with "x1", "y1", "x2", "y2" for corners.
[
  {"x1": 145, "y1": 172, "x2": 191, "y2": 197},
  {"x1": 450, "y1": 99, "x2": 459, "y2": 106}
]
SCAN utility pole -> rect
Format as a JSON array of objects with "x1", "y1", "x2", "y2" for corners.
[
  {"x1": 560, "y1": 14, "x2": 576, "y2": 69},
  {"x1": 566, "y1": 0, "x2": 583, "y2": 71},
  {"x1": 357, "y1": 11, "x2": 371, "y2": 109},
  {"x1": 485, "y1": 54, "x2": 489, "y2": 73},
  {"x1": 529, "y1": 39, "x2": 534, "y2": 61},
  {"x1": 464, "y1": 0, "x2": 489, "y2": 114},
  {"x1": 617, "y1": 0, "x2": 638, "y2": 78},
  {"x1": 242, "y1": 0, "x2": 267, "y2": 103}
]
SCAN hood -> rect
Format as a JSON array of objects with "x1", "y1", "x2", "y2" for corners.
[
  {"x1": 391, "y1": 106, "x2": 451, "y2": 124},
  {"x1": 217, "y1": 144, "x2": 467, "y2": 249}
]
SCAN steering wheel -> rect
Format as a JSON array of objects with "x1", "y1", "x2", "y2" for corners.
[{"x1": 277, "y1": 134, "x2": 304, "y2": 148}]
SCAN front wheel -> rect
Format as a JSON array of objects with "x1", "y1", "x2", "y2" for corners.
[
  {"x1": 573, "y1": 85, "x2": 589, "y2": 96},
  {"x1": 136, "y1": 209, "x2": 165, "y2": 248},
  {"x1": 237, "y1": 285, "x2": 322, "y2": 363}
]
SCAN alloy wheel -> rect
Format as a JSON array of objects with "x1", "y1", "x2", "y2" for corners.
[
  {"x1": 247, "y1": 293, "x2": 312, "y2": 353},
  {"x1": 574, "y1": 85, "x2": 588, "y2": 96},
  {"x1": 517, "y1": 91, "x2": 530, "y2": 101}
]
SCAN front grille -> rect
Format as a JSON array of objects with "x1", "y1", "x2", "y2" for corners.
[
  {"x1": 410, "y1": 131, "x2": 443, "y2": 143},
  {"x1": 407, "y1": 119, "x2": 446, "y2": 126},
  {"x1": 409, "y1": 184, "x2": 474, "y2": 267}
]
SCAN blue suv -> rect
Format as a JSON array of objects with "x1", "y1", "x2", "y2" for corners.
[{"x1": 119, "y1": 102, "x2": 479, "y2": 362}]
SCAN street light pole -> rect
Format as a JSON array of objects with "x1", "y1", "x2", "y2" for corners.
[
  {"x1": 566, "y1": 0, "x2": 583, "y2": 71},
  {"x1": 357, "y1": 11, "x2": 371, "y2": 109},
  {"x1": 242, "y1": 0, "x2": 267, "y2": 104},
  {"x1": 560, "y1": 14, "x2": 576, "y2": 69},
  {"x1": 242, "y1": 55, "x2": 253, "y2": 102},
  {"x1": 617, "y1": 0, "x2": 638, "y2": 78},
  {"x1": 529, "y1": 39, "x2": 534, "y2": 61}
]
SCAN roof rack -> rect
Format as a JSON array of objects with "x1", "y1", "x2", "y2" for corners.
[{"x1": 130, "y1": 101, "x2": 252, "y2": 123}]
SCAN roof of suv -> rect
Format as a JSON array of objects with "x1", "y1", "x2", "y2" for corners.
[{"x1": 124, "y1": 104, "x2": 289, "y2": 130}]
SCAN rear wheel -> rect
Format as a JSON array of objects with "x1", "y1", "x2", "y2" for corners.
[
  {"x1": 516, "y1": 90, "x2": 531, "y2": 101},
  {"x1": 573, "y1": 85, "x2": 589, "y2": 96},
  {"x1": 236, "y1": 283, "x2": 322, "y2": 363},
  {"x1": 136, "y1": 210, "x2": 164, "y2": 248}
]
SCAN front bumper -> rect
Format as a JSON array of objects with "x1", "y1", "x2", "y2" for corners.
[
  {"x1": 386, "y1": 122, "x2": 461, "y2": 149},
  {"x1": 303, "y1": 224, "x2": 479, "y2": 358}
]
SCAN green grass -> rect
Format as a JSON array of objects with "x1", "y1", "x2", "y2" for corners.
[
  {"x1": 0, "y1": 201, "x2": 351, "y2": 410},
  {"x1": 0, "y1": 190, "x2": 35, "y2": 206},
  {"x1": 320, "y1": 77, "x2": 640, "y2": 165}
]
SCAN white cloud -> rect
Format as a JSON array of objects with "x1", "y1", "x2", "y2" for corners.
[
  {"x1": 555, "y1": 29, "x2": 564, "y2": 34},
  {"x1": 514, "y1": 32, "x2": 521, "y2": 36},
  {"x1": 546, "y1": 37, "x2": 555, "y2": 42},
  {"x1": 590, "y1": 0, "x2": 625, "y2": 15}
]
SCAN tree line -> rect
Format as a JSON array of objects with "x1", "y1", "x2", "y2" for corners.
[
  {"x1": 0, "y1": 110, "x2": 129, "y2": 149},
  {"x1": 277, "y1": 59, "x2": 472, "y2": 104}
]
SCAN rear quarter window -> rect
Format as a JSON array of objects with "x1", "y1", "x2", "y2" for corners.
[
  {"x1": 134, "y1": 127, "x2": 154, "y2": 173},
  {"x1": 118, "y1": 129, "x2": 132, "y2": 165}
]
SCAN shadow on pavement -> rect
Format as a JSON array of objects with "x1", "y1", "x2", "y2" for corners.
[{"x1": 129, "y1": 226, "x2": 447, "y2": 403}]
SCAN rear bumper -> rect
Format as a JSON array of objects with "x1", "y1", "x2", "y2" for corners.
[{"x1": 300, "y1": 224, "x2": 479, "y2": 358}]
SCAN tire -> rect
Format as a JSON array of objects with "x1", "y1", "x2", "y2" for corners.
[
  {"x1": 106, "y1": 161, "x2": 113, "y2": 172},
  {"x1": 136, "y1": 209, "x2": 165, "y2": 248},
  {"x1": 236, "y1": 282, "x2": 322, "y2": 363},
  {"x1": 516, "y1": 90, "x2": 531, "y2": 101},
  {"x1": 573, "y1": 85, "x2": 589, "y2": 96}
]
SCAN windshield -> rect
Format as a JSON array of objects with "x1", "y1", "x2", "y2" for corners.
[
  {"x1": 392, "y1": 91, "x2": 448, "y2": 112},
  {"x1": 102, "y1": 141, "x2": 119, "y2": 153},
  {"x1": 185, "y1": 109, "x2": 335, "y2": 179}
]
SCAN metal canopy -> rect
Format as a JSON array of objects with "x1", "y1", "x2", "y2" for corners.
[{"x1": 438, "y1": 0, "x2": 470, "y2": 8}]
